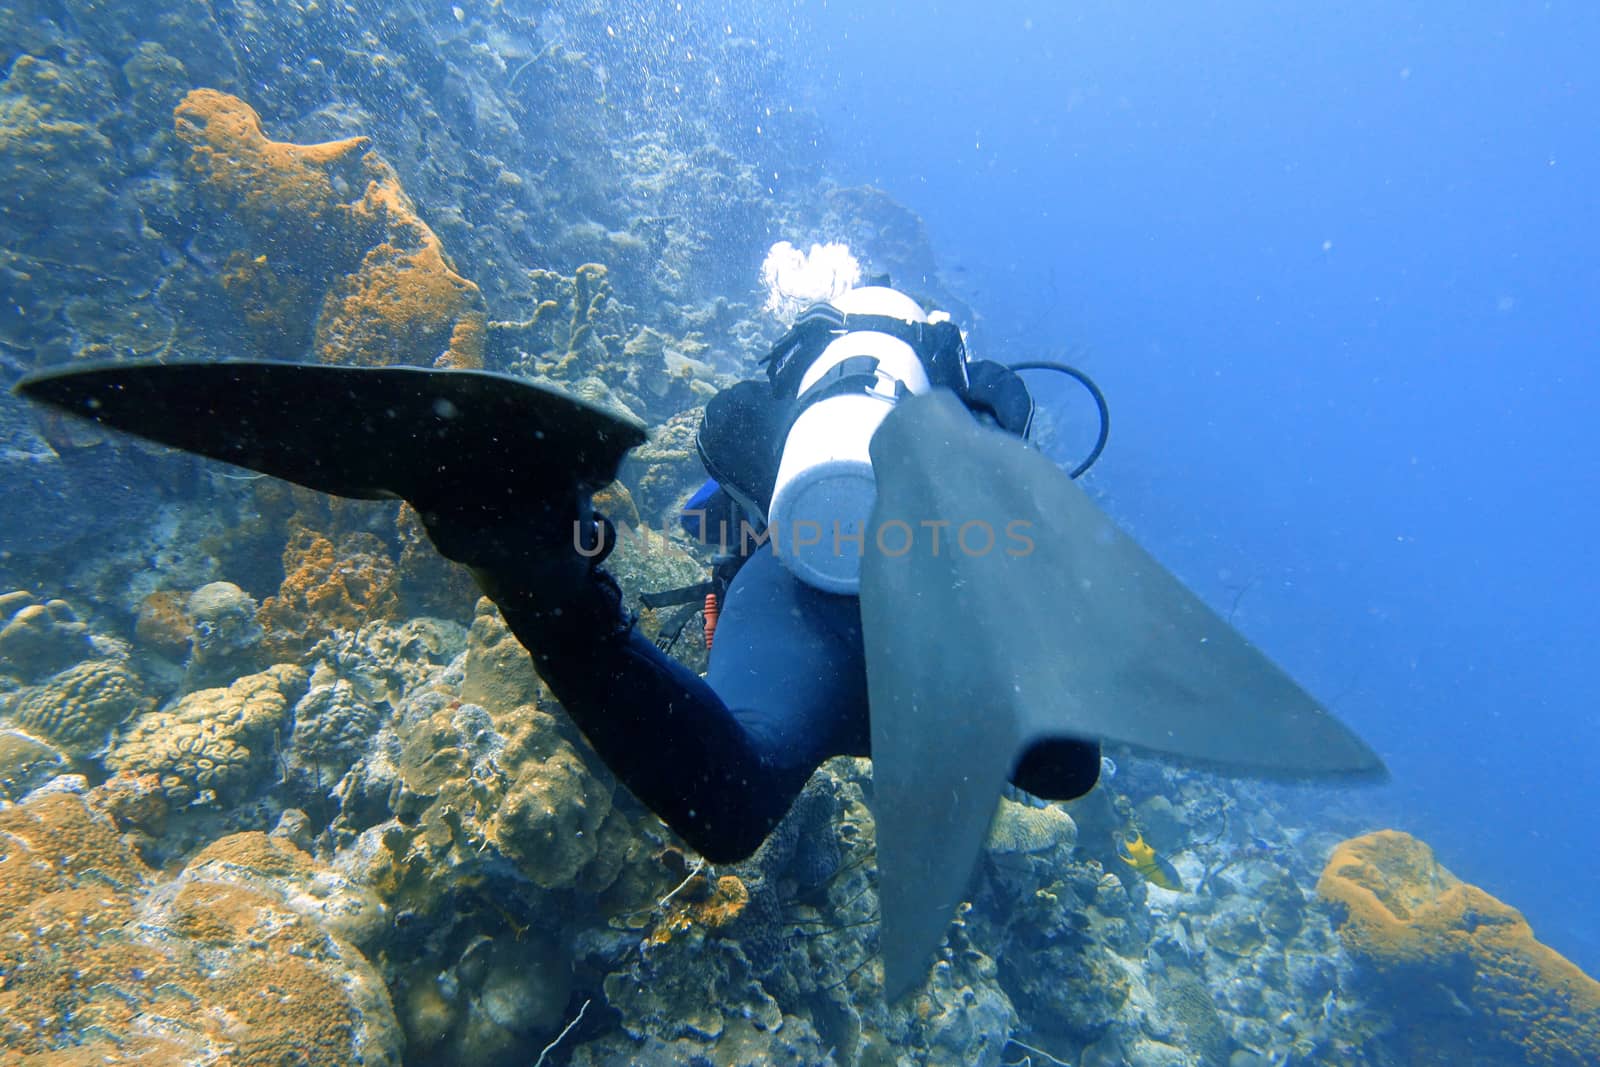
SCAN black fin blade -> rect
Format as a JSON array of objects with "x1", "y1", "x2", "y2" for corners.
[{"x1": 15, "y1": 360, "x2": 647, "y2": 513}]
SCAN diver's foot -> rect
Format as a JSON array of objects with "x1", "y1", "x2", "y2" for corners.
[{"x1": 419, "y1": 503, "x2": 633, "y2": 644}]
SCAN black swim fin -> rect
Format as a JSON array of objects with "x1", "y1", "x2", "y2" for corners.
[
  {"x1": 14, "y1": 360, "x2": 647, "y2": 521},
  {"x1": 859, "y1": 389, "x2": 1386, "y2": 1001}
]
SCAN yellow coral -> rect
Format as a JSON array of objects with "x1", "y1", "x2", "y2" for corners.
[
  {"x1": 173, "y1": 89, "x2": 486, "y2": 369},
  {"x1": 0, "y1": 789, "x2": 399, "y2": 1064},
  {"x1": 257, "y1": 527, "x2": 400, "y2": 657},
  {"x1": 105, "y1": 664, "x2": 309, "y2": 804},
  {"x1": 1319, "y1": 829, "x2": 1600, "y2": 1066},
  {"x1": 645, "y1": 872, "x2": 751, "y2": 947},
  {"x1": 175, "y1": 88, "x2": 370, "y2": 250}
]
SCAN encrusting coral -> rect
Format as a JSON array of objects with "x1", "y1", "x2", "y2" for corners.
[
  {"x1": 0, "y1": 786, "x2": 400, "y2": 1065},
  {"x1": 174, "y1": 87, "x2": 486, "y2": 369},
  {"x1": 135, "y1": 588, "x2": 194, "y2": 660},
  {"x1": 175, "y1": 87, "x2": 372, "y2": 252},
  {"x1": 1318, "y1": 829, "x2": 1600, "y2": 1066},
  {"x1": 257, "y1": 527, "x2": 400, "y2": 658}
]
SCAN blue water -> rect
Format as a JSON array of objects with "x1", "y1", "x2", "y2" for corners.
[{"x1": 783, "y1": 2, "x2": 1600, "y2": 972}]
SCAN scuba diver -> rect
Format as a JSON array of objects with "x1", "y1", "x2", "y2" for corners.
[
  {"x1": 15, "y1": 282, "x2": 1385, "y2": 998},
  {"x1": 427, "y1": 284, "x2": 1107, "y2": 864}
]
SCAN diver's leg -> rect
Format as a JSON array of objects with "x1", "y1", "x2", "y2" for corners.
[
  {"x1": 479, "y1": 563, "x2": 783, "y2": 863},
  {"x1": 446, "y1": 525, "x2": 865, "y2": 863},
  {"x1": 705, "y1": 550, "x2": 872, "y2": 768}
]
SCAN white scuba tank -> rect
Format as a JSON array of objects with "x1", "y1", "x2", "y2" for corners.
[{"x1": 768, "y1": 286, "x2": 937, "y2": 594}]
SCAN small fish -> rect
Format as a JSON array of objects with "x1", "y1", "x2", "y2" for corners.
[{"x1": 1116, "y1": 830, "x2": 1184, "y2": 891}]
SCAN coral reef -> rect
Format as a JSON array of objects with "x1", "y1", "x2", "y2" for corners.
[
  {"x1": 175, "y1": 88, "x2": 486, "y2": 369},
  {"x1": 184, "y1": 579, "x2": 267, "y2": 687},
  {"x1": 106, "y1": 663, "x2": 309, "y2": 806},
  {"x1": 1319, "y1": 829, "x2": 1600, "y2": 1066},
  {"x1": 0, "y1": 590, "x2": 96, "y2": 682},
  {"x1": 0, "y1": 786, "x2": 399, "y2": 1065},
  {"x1": 10, "y1": 4, "x2": 1595, "y2": 1066},
  {"x1": 9, "y1": 657, "x2": 152, "y2": 756},
  {"x1": 257, "y1": 528, "x2": 400, "y2": 658}
]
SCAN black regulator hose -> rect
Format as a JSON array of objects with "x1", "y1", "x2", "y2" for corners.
[{"x1": 1009, "y1": 360, "x2": 1110, "y2": 478}]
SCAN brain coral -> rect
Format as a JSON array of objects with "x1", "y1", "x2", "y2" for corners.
[
  {"x1": 106, "y1": 663, "x2": 309, "y2": 805},
  {"x1": 0, "y1": 788, "x2": 399, "y2": 1065},
  {"x1": 174, "y1": 88, "x2": 485, "y2": 369},
  {"x1": 289, "y1": 678, "x2": 382, "y2": 786},
  {"x1": 9, "y1": 657, "x2": 153, "y2": 756},
  {"x1": 1318, "y1": 829, "x2": 1600, "y2": 1067},
  {"x1": 988, "y1": 797, "x2": 1078, "y2": 857}
]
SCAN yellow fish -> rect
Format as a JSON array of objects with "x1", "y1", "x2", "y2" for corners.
[{"x1": 1116, "y1": 830, "x2": 1184, "y2": 891}]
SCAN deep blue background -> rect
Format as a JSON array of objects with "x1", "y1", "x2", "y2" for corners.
[{"x1": 782, "y1": 2, "x2": 1599, "y2": 971}]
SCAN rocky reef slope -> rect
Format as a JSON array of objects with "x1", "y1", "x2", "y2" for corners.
[{"x1": 1, "y1": 2, "x2": 1594, "y2": 1065}]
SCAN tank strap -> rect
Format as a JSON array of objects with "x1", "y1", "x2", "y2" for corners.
[
  {"x1": 761, "y1": 309, "x2": 971, "y2": 398},
  {"x1": 784, "y1": 352, "x2": 905, "y2": 423}
]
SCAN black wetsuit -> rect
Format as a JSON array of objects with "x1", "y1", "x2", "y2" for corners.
[
  {"x1": 428, "y1": 336, "x2": 1105, "y2": 862},
  {"x1": 460, "y1": 511, "x2": 1101, "y2": 865}
]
